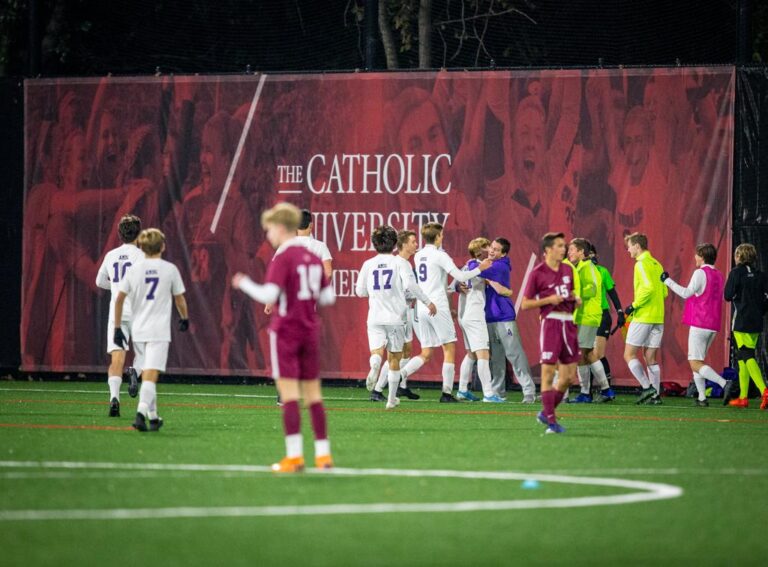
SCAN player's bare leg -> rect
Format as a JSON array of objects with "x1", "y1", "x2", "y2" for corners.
[{"x1": 133, "y1": 369, "x2": 162, "y2": 432}]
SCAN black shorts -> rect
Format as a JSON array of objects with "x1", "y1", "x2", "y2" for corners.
[{"x1": 597, "y1": 309, "x2": 612, "y2": 339}]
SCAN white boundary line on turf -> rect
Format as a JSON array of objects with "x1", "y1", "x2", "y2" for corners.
[{"x1": 0, "y1": 460, "x2": 682, "y2": 521}]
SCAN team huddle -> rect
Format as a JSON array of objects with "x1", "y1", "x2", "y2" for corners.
[{"x1": 96, "y1": 203, "x2": 768, "y2": 467}]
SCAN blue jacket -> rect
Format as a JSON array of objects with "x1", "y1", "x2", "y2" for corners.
[{"x1": 482, "y1": 256, "x2": 516, "y2": 323}]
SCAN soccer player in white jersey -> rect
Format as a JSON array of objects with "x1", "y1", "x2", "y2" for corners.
[
  {"x1": 456, "y1": 237, "x2": 501, "y2": 402},
  {"x1": 402, "y1": 222, "x2": 492, "y2": 402},
  {"x1": 95, "y1": 214, "x2": 145, "y2": 417},
  {"x1": 114, "y1": 229, "x2": 188, "y2": 432},
  {"x1": 356, "y1": 225, "x2": 436, "y2": 409},
  {"x1": 296, "y1": 209, "x2": 333, "y2": 279}
]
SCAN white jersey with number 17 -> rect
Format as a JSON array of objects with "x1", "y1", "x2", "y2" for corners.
[{"x1": 356, "y1": 254, "x2": 415, "y2": 325}]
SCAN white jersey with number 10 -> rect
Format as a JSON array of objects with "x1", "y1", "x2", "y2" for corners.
[{"x1": 96, "y1": 243, "x2": 146, "y2": 321}]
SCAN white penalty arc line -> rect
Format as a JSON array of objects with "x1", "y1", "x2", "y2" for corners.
[
  {"x1": 210, "y1": 73, "x2": 267, "y2": 235},
  {"x1": 0, "y1": 461, "x2": 682, "y2": 521}
]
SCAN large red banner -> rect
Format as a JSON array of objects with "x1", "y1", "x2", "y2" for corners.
[{"x1": 22, "y1": 68, "x2": 733, "y2": 384}]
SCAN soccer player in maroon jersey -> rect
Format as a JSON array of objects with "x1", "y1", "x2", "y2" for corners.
[
  {"x1": 232, "y1": 203, "x2": 336, "y2": 472},
  {"x1": 521, "y1": 232, "x2": 582, "y2": 434}
]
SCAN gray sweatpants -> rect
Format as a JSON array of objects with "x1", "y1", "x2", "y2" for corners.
[{"x1": 487, "y1": 320, "x2": 535, "y2": 399}]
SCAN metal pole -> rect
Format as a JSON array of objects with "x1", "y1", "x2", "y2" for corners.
[{"x1": 365, "y1": 0, "x2": 378, "y2": 70}]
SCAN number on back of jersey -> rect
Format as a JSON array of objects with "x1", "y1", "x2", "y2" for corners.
[{"x1": 297, "y1": 264, "x2": 323, "y2": 300}]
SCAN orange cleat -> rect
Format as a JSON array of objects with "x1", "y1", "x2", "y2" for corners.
[
  {"x1": 271, "y1": 456, "x2": 305, "y2": 473},
  {"x1": 760, "y1": 389, "x2": 768, "y2": 411},
  {"x1": 315, "y1": 454, "x2": 334, "y2": 469},
  {"x1": 728, "y1": 397, "x2": 749, "y2": 408}
]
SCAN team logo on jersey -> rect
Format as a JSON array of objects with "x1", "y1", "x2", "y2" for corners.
[{"x1": 563, "y1": 276, "x2": 571, "y2": 284}]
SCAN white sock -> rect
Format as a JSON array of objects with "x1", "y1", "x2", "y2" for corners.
[
  {"x1": 108, "y1": 376, "x2": 121, "y2": 400},
  {"x1": 628, "y1": 359, "x2": 651, "y2": 388},
  {"x1": 402, "y1": 356, "x2": 425, "y2": 381},
  {"x1": 369, "y1": 353, "x2": 382, "y2": 379},
  {"x1": 387, "y1": 370, "x2": 400, "y2": 405},
  {"x1": 315, "y1": 438, "x2": 330, "y2": 458},
  {"x1": 375, "y1": 360, "x2": 389, "y2": 392},
  {"x1": 647, "y1": 364, "x2": 661, "y2": 393},
  {"x1": 441, "y1": 363, "x2": 455, "y2": 394},
  {"x1": 577, "y1": 365, "x2": 590, "y2": 394},
  {"x1": 399, "y1": 357, "x2": 410, "y2": 388},
  {"x1": 459, "y1": 355, "x2": 474, "y2": 392},
  {"x1": 137, "y1": 381, "x2": 156, "y2": 417},
  {"x1": 148, "y1": 395, "x2": 158, "y2": 420},
  {"x1": 692, "y1": 372, "x2": 707, "y2": 401},
  {"x1": 286, "y1": 433, "x2": 303, "y2": 458},
  {"x1": 590, "y1": 360, "x2": 610, "y2": 390},
  {"x1": 699, "y1": 364, "x2": 726, "y2": 388},
  {"x1": 477, "y1": 359, "x2": 493, "y2": 398}
]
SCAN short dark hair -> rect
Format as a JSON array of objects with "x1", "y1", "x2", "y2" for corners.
[
  {"x1": 421, "y1": 222, "x2": 443, "y2": 244},
  {"x1": 493, "y1": 237, "x2": 510, "y2": 255},
  {"x1": 695, "y1": 243, "x2": 717, "y2": 265},
  {"x1": 541, "y1": 232, "x2": 565, "y2": 252},
  {"x1": 299, "y1": 209, "x2": 312, "y2": 230},
  {"x1": 396, "y1": 229, "x2": 417, "y2": 251},
  {"x1": 569, "y1": 237, "x2": 592, "y2": 255},
  {"x1": 372, "y1": 225, "x2": 398, "y2": 254},
  {"x1": 118, "y1": 214, "x2": 142, "y2": 243}
]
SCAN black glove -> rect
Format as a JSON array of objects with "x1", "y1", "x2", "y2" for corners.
[
  {"x1": 178, "y1": 319, "x2": 189, "y2": 332},
  {"x1": 624, "y1": 304, "x2": 635, "y2": 316},
  {"x1": 660, "y1": 271, "x2": 669, "y2": 282},
  {"x1": 616, "y1": 310, "x2": 626, "y2": 327},
  {"x1": 113, "y1": 328, "x2": 127, "y2": 349},
  {"x1": 590, "y1": 256, "x2": 599, "y2": 265}
]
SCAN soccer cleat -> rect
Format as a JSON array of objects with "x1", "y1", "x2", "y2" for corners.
[
  {"x1": 456, "y1": 390, "x2": 479, "y2": 402},
  {"x1": 315, "y1": 454, "x2": 333, "y2": 469},
  {"x1": 385, "y1": 398, "x2": 400, "y2": 410},
  {"x1": 597, "y1": 388, "x2": 616, "y2": 402},
  {"x1": 647, "y1": 396, "x2": 663, "y2": 405},
  {"x1": 545, "y1": 423, "x2": 566, "y2": 434},
  {"x1": 370, "y1": 390, "x2": 387, "y2": 402},
  {"x1": 521, "y1": 396, "x2": 536, "y2": 404},
  {"x1": 108, "y1": 397, "x2": 120, "y2": 417},
  {"x1": 124, "y1": 367, "x2": 139, "y2": 398},
  {"x1": 132, "y1": 412, "x2": 148, "y2": 432},
  {"x1": 536, "y1": 411, "x2": 549, "y2": 426},
  {"x1": 397, "y1": 387, "x2": 420, "y2": 400},
  {"x1": 439, "y1": 393, "x2": 458, "y2": 403},
  {"x1": 761, "y1": 389, "x2": 768, "y2": 411},
  {"x1": 722, "y1": 378, "x2": 738, "y2": 406},
  {"x1": 571, "y1": 393, "x2": 593, "y2": 403},
  {"x1": 695, "y1": 399, "x2": 709, "y2": 407},
  {"x1": 276, "y1": 394, "x2": 283, "y2": 407},
  {"x1": 636, "y1": 387, "x2": 658, "y2": 405},
  {"x1": 729, "y1": 397, "x2": 749, "y2": 408},
  {"x1": 271, "y1": 456, "x2": 305, "y2": 473},
  {"x1": 483, "y1": 394, "x2": 505, "y2": 403},
  {"x1": 365, "y1": 368, "x2": 378, "y2": 392},
  {"x1": 149, "y1": 417, "x2": 164, "y2": 431}
]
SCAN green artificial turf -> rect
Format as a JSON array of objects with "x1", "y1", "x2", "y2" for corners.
[{"x1": 1, "y1": 381, "x2": 767, "y2": 566}]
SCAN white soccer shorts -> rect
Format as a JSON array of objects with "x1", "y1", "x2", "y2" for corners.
[
  {"x1": 367, "y1": 323, "x2": 407, "y2": 353},
  {"x1": 107, "y1": 318, "x2": 133, "y2": 354},
  {"x1": 415, "y1": 305, "x2": 457, "y2": 348},
  {"x1": 133, "y1": 341, "x2": 170, "y2": 373},
  {"x1": 626, "y1": 322, "x2": 664, "y2": 348},
  {"x1": 688, "y1": 326, "x2": 716, "y2": 361},
  {"x1": 460, "y1": 318, "x2": 490, "y2": 353},
  {"x1": 577, "y1": 324, "x2": 598, "y2": 350},
  {"x1": 404, "y1": 307, "x2": 414, "y2": 343}
]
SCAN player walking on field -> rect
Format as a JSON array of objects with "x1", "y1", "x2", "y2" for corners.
[
  {"x1": 114, "y1": 228, "x2": 189, "y2": 432},
  {"x1": 723, "y1": 243, "x2": 768, "y2": 409},
  {"x1": 622, "y1": 232, "x2": 667, "y2": 405},
  {"x1": 522, "y1": 232, "x2": 581, "y2": 434},
  {"x1": 401, "y1": 223, "x2": 492, "y2": 402},
  {"x1": 95, "y1": 214, "x2": 145, "y2": 417},
  {"x1": 356, "y1": 225, "x2": 436, "y2": 409},
  {"x1": 662, "y1": 243, "x2": 734, "y2": 407},
  {"x1": 232, "y1": 203, "x2": 336, "y2": 472}
]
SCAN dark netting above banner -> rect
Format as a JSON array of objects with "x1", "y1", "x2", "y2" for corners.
[
  {"x1": 736, "y1": 66, "x2": 768, "y2": 226},
  {"x1": 22, "y1": 68, "x2": 733, "y2": 383}
]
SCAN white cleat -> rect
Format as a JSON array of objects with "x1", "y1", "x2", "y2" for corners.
[{"x1": 385, "y1": 397, "x2": 400, "y2": 410}]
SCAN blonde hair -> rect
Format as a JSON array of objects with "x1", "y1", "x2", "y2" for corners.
[
  {"x1": 138, "y1": 228, "x2": 166, "y2": 256},
  {"x1": 260, "y1": 202, "x2": 301, "y2": 232},
  {"x1": 468, "y1": 237, "x2": 491, "y2": 259},
  {"x1": 421, "y1": 222, "x2": 443, "y2": 244},
  {"x1": 735, "y1": 243, "x2": 757, "y2": 266}
]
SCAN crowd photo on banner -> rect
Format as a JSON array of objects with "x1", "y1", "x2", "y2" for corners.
[{"x1": 22, "y1": 67, "x2": 737, "y2": 403}]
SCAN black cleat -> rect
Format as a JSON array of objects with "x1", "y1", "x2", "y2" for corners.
[
  {"x1": 149, "y1": 417, "x2": 164, "y2": 431},
  {"x1": 636, "y1": 387, "x2": 658, "y2": 405},
  {"x1": 132, "y1": 412, "x2": 148, "y2": 432},
  {"x1": 647, "y1": 396, "x2": 663, "y2": 405},
  {"x1": 722, "y1": 379, "x2": 737, "y2": 406},
  {"x1": 397, "y1": 387, "x2": 420, "y2": 400},
  {"x1": 124, "y1": 367, "x2": 139, "y2": 398},
  {"x1": 695, "y1": 399, "x2": 709, "y2": 407},
  {"x1": 370, "y1": 390, "x2": 387, "y2": 402},
  {"x1": 439, "y1": 393, "x2": 458, "y2": 403},
  {"x1": 109, "y1": 397, "x2": 120, "y2": 417}
]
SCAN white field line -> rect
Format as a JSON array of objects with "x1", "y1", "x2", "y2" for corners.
[
  {"x1": 515, "y1": 253, "x2": 538, "y2": 315},
  {"x1": 0, "y1": 460, "x2": 682, "y2": 521}
]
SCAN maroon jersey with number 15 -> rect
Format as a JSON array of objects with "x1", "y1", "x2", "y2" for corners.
[
  {"x1": 266, "y1": 242, "x2": 330, "y2": 335},
  {"x1": 523, "y1": 262, "x2": 577, "y2": 318}
]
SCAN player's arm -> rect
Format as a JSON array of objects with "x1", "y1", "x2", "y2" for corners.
[
  {"x1": 630, "y1": 262, "x2": 654, "y2": 309},
  {"x1": 723, "y1": 270, "x2": 738, "y2": 302},
  {"x1": 446, "y1": 255, "x2": 492, "y2": 283},
  {"x1": 486, "y1": 279, "x2": 513, "y2": 298},
  {"x1": 663, "y1": 268, "x2": 704, "y2": 299},
  {"x1": 521, "y1": 294, "x2": 563, "y2": 311},
  {"x1": 113, "y1": 291, "x2": 127, "y2": 326},
  {"x1": 354, "y1": 264, "x2": 368, "y2": 298},
  {"x1": 95, "y1": 260, "x2": 111, "y2": 290},
  {"x1": 232, "y1": 273, "x2": 281, "y2": 305},
  {"x1": 318, "y1": 284, "x2": 336, "y2": 307},
  {"x1": 174, "y1": 294, "x2": 189, "y2": 331},
  {"x1": 580, "y1": 265, "x2": 598, "y2": 299},
  {"x1": 403, "y1": 273, "x2": 436, "y2": 314},
  {"x1": 322, "y1": 259, "x2": 333, "y2": 280}
]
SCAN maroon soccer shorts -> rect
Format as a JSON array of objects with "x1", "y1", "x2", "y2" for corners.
[
  {"x1": 539, "y1": 317, "x2": 580, "y2": 365},
  {"x1": 268, "y1": 330, "x2": 319, "y2": 380}
]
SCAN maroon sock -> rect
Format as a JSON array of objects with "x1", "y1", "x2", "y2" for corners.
[
  {"x1": 308, "y1": 401, "x2": 327, "y2": 440},
  {"x1": 553, "y1": 390, "x2": 565, "y2": 408},
  {"x1": 281, "y1": 400, "x2": 301, "y2": 436},
  {"x1": 541, "y1": 390, "x2": 557, "y2": 425}
]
